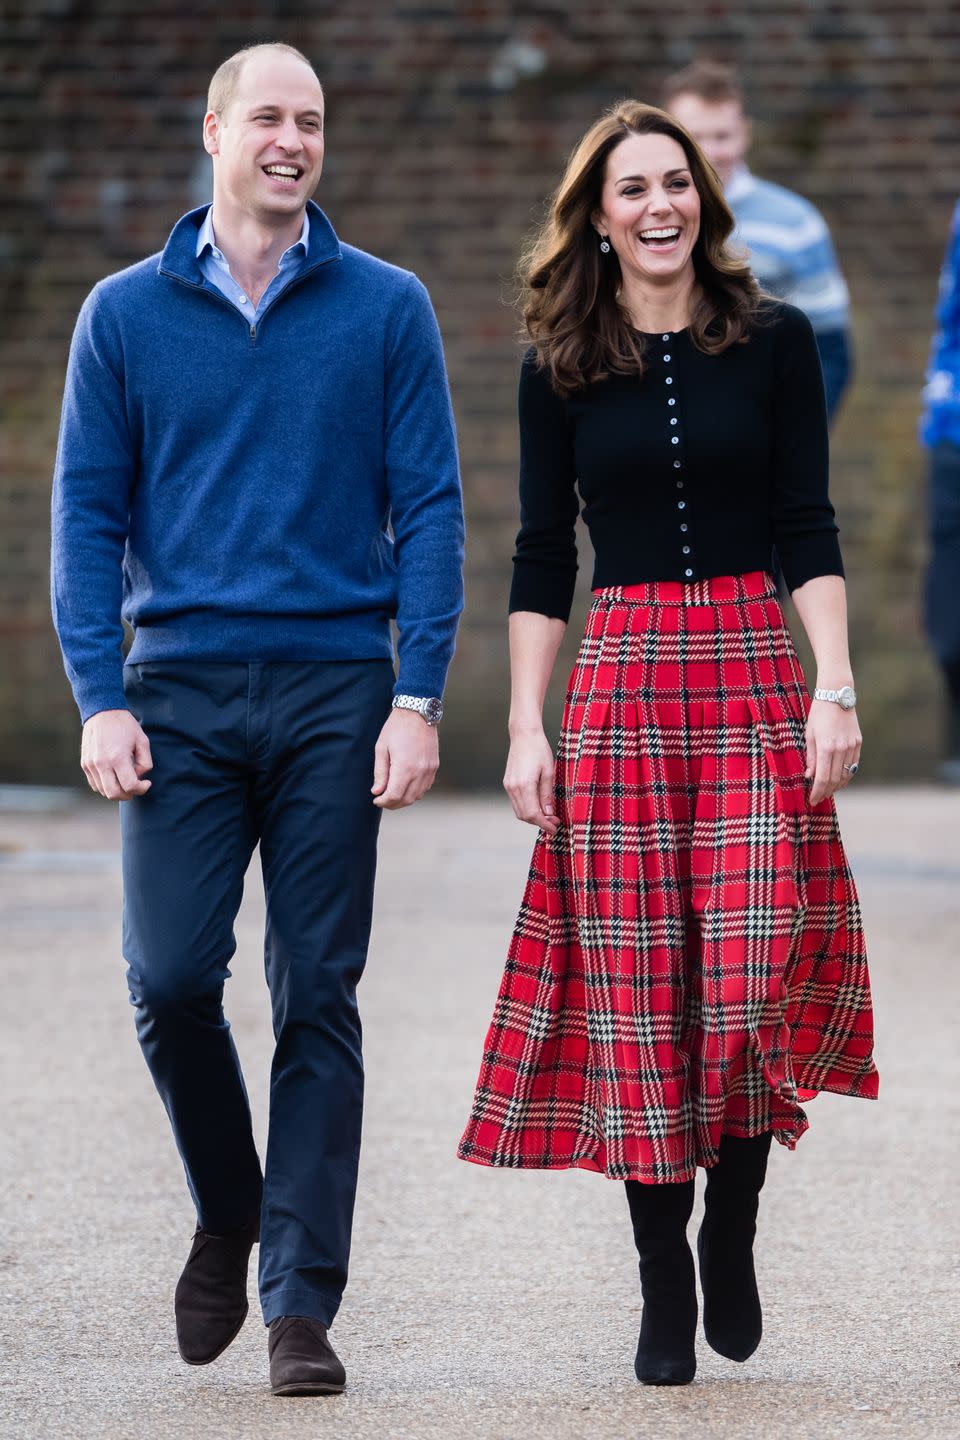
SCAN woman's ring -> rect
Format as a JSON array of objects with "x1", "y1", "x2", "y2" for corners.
[{"x1": 843, "y1": 761, "x2": 859, "y2": 776}]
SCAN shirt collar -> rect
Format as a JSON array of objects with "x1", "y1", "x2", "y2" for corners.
[
  {"x1": 195, "y1": 206, "x2": 311, "y2": 266},
  {"x1": 195, "y1": 206, "x2": 219, "y2": 260},
  {"x1": 725, "y1": 164, "x2": 755, "y2": 205},
  {"x1": 162, "y1": 201, "x2": 341, "y2": 287},
  {"x1": 279, "y1": 210, "x2": 310, "y2": 268}
]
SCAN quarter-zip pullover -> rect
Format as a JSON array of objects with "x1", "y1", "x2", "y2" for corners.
[{"x1": 51, "y1": 202, "x2": 465, "y2": 721}]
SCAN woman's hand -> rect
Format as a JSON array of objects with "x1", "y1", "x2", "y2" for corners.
[
  {"x1": 805, "y1": 700, "x2": 862, "y2": 806},
  {"x1": 504, "y1": 727, "x2": 561, "y2": 835}
]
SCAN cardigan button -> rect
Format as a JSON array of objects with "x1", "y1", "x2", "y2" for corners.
[
  {"x1": 662, "y1": 333, "x2": 670, "y2": 341},
  {"x1": 682, "y1": 545, "x2": 691, "y2": 555},
  {"x1": 670, "y1": 418, "x2": 678, "y2": 425},
  {"x1": 678, "y1": 501, "x2": 686, "y2": 510},
  {"x1": 680, "y1": 523, "x2": 688, "y2": 532},
  {"x1": 666, "y1": 377, "x2": 673, "y2": 385},
  {"x1": 663, "y1": 354, "x2": 671, "y2": 362},
  {"x1": 673, "y1": 460, "x2": 681, "y2": 468},
  {"x1": 671, "y1": 436, "x2": 679, "y2": 445},
  {"x1": 668, "y1": 398, "x2": 676, "y2": 406},
  {"x1": 684, "y1": 568, "x2": 693, "y2": 578}
]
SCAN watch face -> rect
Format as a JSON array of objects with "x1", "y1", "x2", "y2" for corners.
[
  {"x1": 423, "y1": 697, "x2": 444, "y2": 724},
  {"x1": 838, "y1": 686, "x2": 856, "y2": 710}
]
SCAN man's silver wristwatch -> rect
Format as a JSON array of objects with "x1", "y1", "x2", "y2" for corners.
[
  {"x1": 392, "y1": 694, "x2": 444, "y2": 726},
  {"x1": 813, "y1": 685, "x2": 857, "y2": 711}
]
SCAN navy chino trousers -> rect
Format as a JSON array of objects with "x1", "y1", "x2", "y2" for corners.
[{"x1": 120, "y1": 658, "x2": 394, "y2": 1327}]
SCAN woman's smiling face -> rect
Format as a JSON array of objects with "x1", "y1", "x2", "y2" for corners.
[{"x1": 593, "y1": 130, "x2": 701, "y2": 288}]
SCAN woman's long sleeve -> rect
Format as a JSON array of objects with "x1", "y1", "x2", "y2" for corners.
[
  {"x1": 770, "y1": 305, "x2": 845, "y2": 591},
  {"x1": 509, "y1": 355, "x2": 580, "y2": 619}
]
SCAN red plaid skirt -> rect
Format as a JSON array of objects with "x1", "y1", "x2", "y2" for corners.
[{"x1": 458, "y1": 572, "x2": 878, "y2": 1183}]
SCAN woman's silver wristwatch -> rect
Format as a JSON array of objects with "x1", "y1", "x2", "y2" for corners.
[
  {"x1": 813, "y1": 685, "x2": 857, "y2": 710},
  {"x1": 392, "y1": 694, "x2": 444, "y2": 725}
]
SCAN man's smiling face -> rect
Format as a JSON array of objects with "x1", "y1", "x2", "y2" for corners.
[{"x1": 204, "y1": 50, "x2": 325, "y2": 223}]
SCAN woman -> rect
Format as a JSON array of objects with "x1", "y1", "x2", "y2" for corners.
[{"x1": 458, "y1": 101, "x2": 878, "y2": 1386}]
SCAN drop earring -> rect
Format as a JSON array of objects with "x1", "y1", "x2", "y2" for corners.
[{"x1": 599, "y1": 236, "x2": 611, "y2": 254}]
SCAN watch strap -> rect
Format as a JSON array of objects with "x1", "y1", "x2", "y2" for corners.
[
  {"x1": 813, "y1": 686, "x2": 856, "y2": 708},
  {"x1": 392, "y1": 693, "x2": 443, "y2": 725}
]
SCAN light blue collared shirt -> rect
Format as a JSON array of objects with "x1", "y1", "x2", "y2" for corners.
[{"x1": 195, "y1": 206, "x2": 310, "y2": 322}]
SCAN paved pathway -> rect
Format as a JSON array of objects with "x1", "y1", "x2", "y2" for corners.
[{"x1": 1, "y1": 789, "x2": 958, "y2": 1439}]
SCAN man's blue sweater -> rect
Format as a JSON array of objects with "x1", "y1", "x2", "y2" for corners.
[{"x1": 51, "y1": 202, "x2": 465, "y2": 722}]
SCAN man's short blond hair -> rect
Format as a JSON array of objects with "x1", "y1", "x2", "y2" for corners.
[
  {"x1": 661, "y1": 60, "x2": 744, "y2": 111},
  {"x1": 207, "y1": 43, "x2": 322, "y2": 119}
]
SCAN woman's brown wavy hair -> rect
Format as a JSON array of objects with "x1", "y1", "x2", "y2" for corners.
[{"x1": 522, "y1": 100, "x2": 765, "y2": 394}]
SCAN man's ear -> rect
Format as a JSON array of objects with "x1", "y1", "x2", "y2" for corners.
[{"x1": 202, "y1": 110, "x2": 221, "y2": 158}]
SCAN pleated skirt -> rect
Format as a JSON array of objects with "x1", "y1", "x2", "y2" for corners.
[{"x1": 458, "y1": 571, "x2": 878, "y2": 1183}]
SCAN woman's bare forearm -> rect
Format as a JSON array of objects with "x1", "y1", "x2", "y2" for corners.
[
  {"x1": 789, "y1": 575, "x2": 854, "y2": 687},
  {"x1": 508, "y1": 610, "x2": 567, "y2": 736},
  {"x1": 789, "y1": 573, "x2": 862, "y2": 803}
]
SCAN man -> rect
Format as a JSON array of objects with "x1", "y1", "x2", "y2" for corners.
[
  {"x1": 51, "y1": 42, "x2": 464, "y2": 1396},
  {"x1": 664, "y1": 60, "x2": 853, "y2": 422},
  {"x1": 920, "y1": 197, "x2": 960, "y2": 784}
]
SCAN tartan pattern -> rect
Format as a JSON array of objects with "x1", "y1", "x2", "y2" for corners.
[{"x1": 458, "y1": 571, "x2": 878, "y2": 1183}]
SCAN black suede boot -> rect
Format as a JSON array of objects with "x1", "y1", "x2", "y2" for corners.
[
  {"x1": 625, "y1": 1178, "x2": 697, "y2": 1385},
  {"x1": 175, "y1": 1214, "x2": 260, "y2": 1364},
  {"x1": 269, "y1": 1316, "x2": 346, "y2": 1396},
  {"x1": 697, "y1": 1132, "x2": 772, "y2": 1362}
]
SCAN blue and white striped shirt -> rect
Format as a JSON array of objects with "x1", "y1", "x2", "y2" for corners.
[{"x1": 727, "y1": 166, "x2": 850, "y2": 334}]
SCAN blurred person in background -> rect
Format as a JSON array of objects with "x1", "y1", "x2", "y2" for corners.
[
  {"x1": 51, "y1": 41, "x2": 463, "y2": 1397},
  {"x1": 458, "y1": 100, "x2": 877, "y2": 1388},
  {"x1": 664, "y1": 60, "x2": 853, "y2": 424},
  {"x1": 920, "y1": 197, "x2": 960, "y2": 784}
]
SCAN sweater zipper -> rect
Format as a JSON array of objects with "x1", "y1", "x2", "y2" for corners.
[
  {"x1": 246, "y1": 260, "x2": 338, "y2": 342},
  {"x1": 164, "y1": 257, "x2": 340, "y2": 347}
]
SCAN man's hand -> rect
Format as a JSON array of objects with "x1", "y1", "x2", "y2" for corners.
[
  {"x1": 371, "y1": 708, "x2": 439, "y2": 810},
  {"x1": 81, "y1": 709, "x2": 153, "y2": 800}
]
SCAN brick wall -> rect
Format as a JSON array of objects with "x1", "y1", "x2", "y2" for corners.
[{"x1": 3, "y1": 1, "x2": 959, "y2": 785}]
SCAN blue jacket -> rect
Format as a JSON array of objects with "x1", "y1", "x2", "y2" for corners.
[
  {"x1": 51, "y1": 202, "x2": 465, "y2": 722},
  {"x1": 921, "y1": 199, "x2": 960, "y2": 450}
]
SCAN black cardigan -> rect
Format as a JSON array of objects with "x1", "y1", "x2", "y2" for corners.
[{"x1": 509, "y1": 302, "x2": 844, "y2": 618}]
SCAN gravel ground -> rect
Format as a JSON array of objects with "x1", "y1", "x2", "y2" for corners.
[{"x1": 1, "y1": 788, "x2": 958, "y2": 1440}]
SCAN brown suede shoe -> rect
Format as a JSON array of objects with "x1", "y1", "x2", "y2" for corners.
[
  {"x1": 174, "y1": 1217, "x2": 259, "y2": 1365},
  {"x1": 268, "y1": 1316, "x2": 346, "y2": 1396}
]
